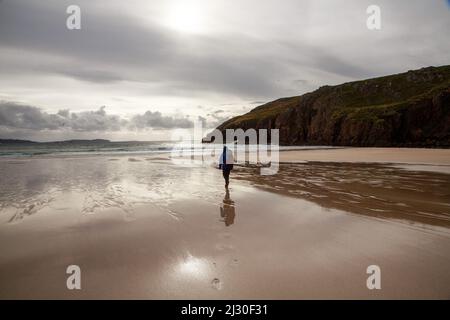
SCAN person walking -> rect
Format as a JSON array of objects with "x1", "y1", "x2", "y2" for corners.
[{"x1": 218, "y1": 145, "x2": 234, "y2": 189}]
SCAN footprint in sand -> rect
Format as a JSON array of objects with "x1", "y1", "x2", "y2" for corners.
[
  {"x1": 215, "y1": 243, "x2": 234, "y2": 251},
  {"x1": 217, "y1": 232, "x2": 232, "y2": 239},
  {"x1": 211, "y1": 278, "x2": 222, "y2": 290},
  {"x1": 229, "y1": 259, "x2": 239, "y2": 267}
]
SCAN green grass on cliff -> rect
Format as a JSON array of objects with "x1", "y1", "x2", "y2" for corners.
[{"x1": 218, "y1": 96, "x2": 304, "y2": 128}]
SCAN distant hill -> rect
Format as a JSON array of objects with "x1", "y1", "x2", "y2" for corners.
[
  {"x1": 49, "y1": 139, "x2": 111, "y2": 144},
  {"x1": 0, "y1": 139, "x2": 110, "y2": 145},
  {"x1": 0, "y1": 139, "x2": 37, "y2": 145},
  {"x1": 210, "y1": 65, "x2": 450, "y2": 147}
]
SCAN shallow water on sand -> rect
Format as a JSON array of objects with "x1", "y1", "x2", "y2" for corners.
[
  {"x1": 0, "y1": 156, "x2": 449, "y2": 298},
  {"x1": 0, "y1": 156, "x2": 226, "y2": 224},
  {"x1": 233, "y1": 162, "x2": 450, "y2": 228}
]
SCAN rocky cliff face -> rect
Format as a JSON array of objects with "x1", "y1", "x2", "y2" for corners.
[{"x1": 212, "y1": 66, "x2": 450, "y2": 147}]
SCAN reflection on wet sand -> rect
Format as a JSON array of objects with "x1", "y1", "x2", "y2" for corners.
[
  {"x1": 234, "y1": 162, "x2": 450, "y2": 228},
  {"x1": 220, "y1": 189, "x2": 235, "y2": 226},
  {"x1": 1, "y1": 157, "x2": 449, "y2": 228},
  {"x1": 0, "y1": 156, "x2": 227, "y2": 224}
]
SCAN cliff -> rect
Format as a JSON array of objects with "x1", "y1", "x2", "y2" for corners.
[{"x1": 213, "y1": 65, "x2": 450, "y2": 147}]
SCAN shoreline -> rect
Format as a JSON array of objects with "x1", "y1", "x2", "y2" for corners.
[{"x1": 3, "y1": 147, "x2": 449, "y2": 174}]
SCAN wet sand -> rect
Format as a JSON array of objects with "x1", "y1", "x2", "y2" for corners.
[
  {"x1": 279, "y1": 147, "x2": 450, "y2": 165},
  {"x1": 0, "y1": 148, "x2": 449, "y2": 299}
]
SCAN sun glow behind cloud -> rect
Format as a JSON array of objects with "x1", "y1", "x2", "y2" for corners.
[{"x1": 163, "y1": 0, "x2": 208, "y2": 34}]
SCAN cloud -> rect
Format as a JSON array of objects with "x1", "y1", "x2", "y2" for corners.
[
  {"x1": 249, "y1": 101, "x2": 267, "y2": 105},
  {"x1": 0, "y1": 101, "x2": 195, "y2": 135},
  {"x1": 4, "y1": 0, "x2": 447, "y2": 102},
  {"x1": 205, "y1": 111, "x2": 235, "y2": 128},
  {"x1": 0, "y1": 0, "x2": 286, "y2": 98},
  {"x1": 130, "y1": 110, "x2": 193, "y2": 129},
  {"x1": 292, "y1": 79, "x2": 309, "y2": 85},
  {"x1": 60, "y1": 106, "x2": 126, "y2": 131},
  {"x1": 0, "y1": 102, "x2": 126, "y2": 132}
]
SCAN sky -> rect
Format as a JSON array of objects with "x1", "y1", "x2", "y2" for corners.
[{"x1": 0, "y1": 0, "x2": 449, "y2": 141}]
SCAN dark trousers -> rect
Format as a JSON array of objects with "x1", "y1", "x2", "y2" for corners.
[{"x1": 222, "y1": 168, "x2": 231, "y2": 186}]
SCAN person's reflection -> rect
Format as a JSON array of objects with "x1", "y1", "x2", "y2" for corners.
[{"x1": 220, "y1": 189, "x2": 235, "y2": 226}]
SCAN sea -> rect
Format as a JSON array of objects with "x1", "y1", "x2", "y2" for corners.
[{"x1": 0, "y1": 140, "x2": 338, "y2": 158}]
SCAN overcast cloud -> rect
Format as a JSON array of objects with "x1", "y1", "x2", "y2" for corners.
[
  {"x1": 0, "y1": 101, "x2": 198, "y2": 132},
  {"x1": 0, "y1": 0, "x2": 448, "y2": 141}
]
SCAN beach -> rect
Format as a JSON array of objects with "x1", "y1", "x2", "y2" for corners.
[{"x1": 0, "y1": 148, "x2": 449, "y2": 299}]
